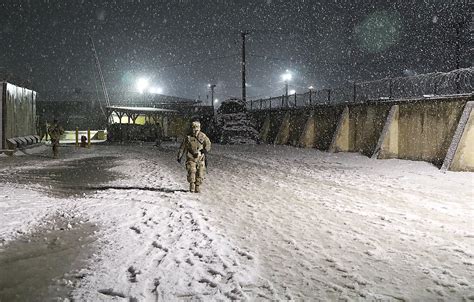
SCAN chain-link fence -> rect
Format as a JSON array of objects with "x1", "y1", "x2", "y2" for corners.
[{"x1": 246, "y1": 67, "x2": 474, "y2": 111}]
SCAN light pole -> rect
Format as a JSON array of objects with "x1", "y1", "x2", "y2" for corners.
[
  {"x1": 308, "y1": 86, "x2": 314, "y2": 106},
  {"x1": 208, "y1": 84, "x2": 216, "y2": 114},
  {"x1": 281, "y1": 71, "x2": 292, "y2": 107}
]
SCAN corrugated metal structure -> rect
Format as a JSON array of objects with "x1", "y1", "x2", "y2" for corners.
[{"x1": 0, "y1": 82, "x2": 37, "y2": 149}]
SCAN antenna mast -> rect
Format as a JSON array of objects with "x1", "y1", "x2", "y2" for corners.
[{"x1": 89, "y1": 35, "x2": 111, "y2": 108}]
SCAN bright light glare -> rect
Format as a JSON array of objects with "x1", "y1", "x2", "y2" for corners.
[
  {"x1": 289, "y1": 89, "x2": 296, "y2": 94},
  {"x1": 149, "y1": 86, "x2": 163, "y2": 94},
  {"x1": 308, "y1": 86, "x2": 314, "y2": 90},
  {"x1": 136, "y1": 78, "x2": 149, "y2": 94},
  {"x1": 214, "y1": 98, "x2": 219, "y2": 103},
  {"x1": 281, "y1": 72, "x2": 292, "y2": 82}
]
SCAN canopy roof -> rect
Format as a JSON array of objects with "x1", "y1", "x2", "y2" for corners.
[{"x1": 106, "y1": 106, "x2": 177, "y2": 114}]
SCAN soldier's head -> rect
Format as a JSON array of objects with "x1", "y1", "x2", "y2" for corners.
[{"x1": 191, "y1": 121, "x2": 201, "y2": 136}]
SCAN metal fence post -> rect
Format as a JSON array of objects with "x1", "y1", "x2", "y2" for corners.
[
  {"x1": 294, "y1": 93, "x2": 297, "y2": 107},
  {"x1": 309, "y1": 89, "x2": 312, "y2": 106},
  {"x1": 389, "y1": 80, "x2": 393, "y2": 99},
  {"x1": 328, "y1": 89, "x2": 331, "y2": 104},
  {"x1": 353, "y1": 82, "x2": 357, "y2": 103}
]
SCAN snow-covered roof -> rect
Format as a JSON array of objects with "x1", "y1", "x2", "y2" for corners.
[{"x1": 106, "y1": 106, "x2": 177, "y2": 113}]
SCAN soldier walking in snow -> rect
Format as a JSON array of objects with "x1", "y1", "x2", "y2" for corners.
[
  {"x1": 48, "y1": 119, "x2": 64, "y2": 158},
  {"x1": 177, "y1": 121, "x2": 211, "y2": 193}
]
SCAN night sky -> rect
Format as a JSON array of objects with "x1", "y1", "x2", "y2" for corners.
[{"x1": 0, "y1": 0, "x2": 471, "y2": 102}]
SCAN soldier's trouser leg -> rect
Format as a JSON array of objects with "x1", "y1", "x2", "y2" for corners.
[
  {"x1": 52, "y1": 142, "x2": 59, "y2": 158},
  {"x1": 195, "y1": 160, "x2": 206, "y2": 187},
  {"x1": 186, "y1": 161, "x2": 197, "y2": 191}
]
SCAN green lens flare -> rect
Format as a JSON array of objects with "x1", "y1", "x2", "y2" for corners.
[{"x1": 354, "y1": 11, "x2": 402, "y2": 53}]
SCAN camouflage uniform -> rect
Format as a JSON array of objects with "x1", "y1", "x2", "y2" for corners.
[
  {"x1": 177, "y1": 121, "x2": 211, "y2": 193},
  {"x1": 48, "y1": 121, "x2": 64, "y2": 158}
]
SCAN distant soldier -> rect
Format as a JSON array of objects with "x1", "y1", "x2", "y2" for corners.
[
  {"x1": 177, "y1": 121, "x2": 211, "y2": 193},
  {"x1": 154, "y1": 123, "x2": 163, "y2": 147},
  {"x1": 39, "y1": 121, "x2": 49, "y2": 142},
  {"x1": 48, "y1": 119, "x2": 64, "y2": 158}
]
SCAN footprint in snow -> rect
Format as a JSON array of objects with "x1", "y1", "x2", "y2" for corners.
[
  {"x1": 130, "y1": 226, "x2": 141, "y2": 234},
  {"x1": 127, "y1": 266, "x2": 141, "y2": 283},
  {"x1": 236, "y1": 248, "x2": 253, "y2": 260},
  {"x1": 152, "y1": 241, "x2": 169, "y2": 252}
]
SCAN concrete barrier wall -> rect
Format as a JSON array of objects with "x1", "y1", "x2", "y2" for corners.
[
  {"x1": 254, "y1": 108, "x2": 339, "y2": 148},
  {"x1": 253, "y1": 113, "x2": 269, "y2": 142},
  {"x1": 311, "y1": 106, "x2": 343, "y2": 150},
  {"x1": 1, "y1": 82, "x2": 37, "y2": 149},
  {"x1": 398, "y1": 100, "x2": 466, "y2": 167},
  {"x1": 294, "y1": 107, "x2": 343, "y2": 150},
  {"x1": 250, "y1": 95, "x2": 473, "y2": 171},
  {"x1": 348, "y1": 104, "x2": 392, "y2": 156},
  {"x1": 258, "y1": 114, "x2": 271, "y2": 143},
  {"x1": 267, "y1": 112, "x2": 286, "y2": 144},
  {"x1": 373, "y1": 105, "x2": 399, "y2": 159},
  {"x1": 287, "y1": 111, "x2": 309, "y2": 146},
  {"x1": 274, "y1": 112, "x2": 291, "y2": 145},
  {"x1": 449, "y1": 102, "x2": 474, "y2": 171}
]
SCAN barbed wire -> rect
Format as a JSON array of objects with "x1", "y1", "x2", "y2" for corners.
[{"x1": 246, "y1": 67, "x2": 474, "y2": 110}]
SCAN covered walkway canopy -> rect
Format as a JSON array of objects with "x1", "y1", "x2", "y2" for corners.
[{"x1": 106, "y1": 106, "x2": 177, "y2": 125}]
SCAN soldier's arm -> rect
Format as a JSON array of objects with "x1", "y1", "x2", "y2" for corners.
[
  {"x1": 203, "y1": 134, "x2": 211, "y2": 153},
  {"x1": 177, "y1": 137, "x2": 187, "y2": 160}
]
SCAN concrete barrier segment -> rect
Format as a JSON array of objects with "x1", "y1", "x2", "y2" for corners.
[
  {"x1": 259, "y1": 114, "x2": 271, "y2": 143},
  {"x1": 442, "y1": 101, "x2": 474, "y2": 171},
  {"x1": 329, "y1": 106, "x2": 350, "y2": 152},
  {"x1": 14, "y1": 137, "x2": 26, "y2": 147},
  {"x1": 6, "y1": 138, "x2": 18, "y2": 149},
  {"x1": 298, "y1": 111, "x2": 316, "y2": 148},
  {"x1": 397, "y1": 100, "x2": 466, "y2": 166},
  {"x1": 372, "y1": 105, "x2": 400, "y2": 159},
  {"x1": 25, "y1": 136, "x2": 34, "y2": 145},
  {"x1": 274, "y1": 112, "x2": 291, "y2": 145}
]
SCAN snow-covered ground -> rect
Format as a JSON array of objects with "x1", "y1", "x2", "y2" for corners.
[{"x1": 0, "y1": 143, "x2": 473, "y2": 301}]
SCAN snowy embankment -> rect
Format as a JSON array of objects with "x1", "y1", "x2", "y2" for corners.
[{"x1": 1, "y1": 143, "x2": 473, "y2": 301}]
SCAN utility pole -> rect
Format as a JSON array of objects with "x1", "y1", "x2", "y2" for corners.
[
  {"x1": 208, "y1": 84, "x2": 216, "y2": 115},
  {"x1": 241, "y1": 31, "x2": 249, "y2": 102}
]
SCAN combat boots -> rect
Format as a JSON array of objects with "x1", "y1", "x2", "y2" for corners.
[
  {"x1": 189, "y1": 183, "x2": 195, "y2": 193},
  {"x1": 194, "y1": 185, "x2": 200, "y2": 193}
]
